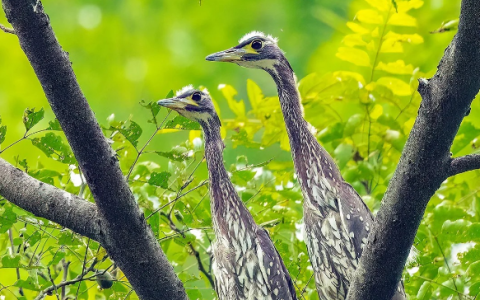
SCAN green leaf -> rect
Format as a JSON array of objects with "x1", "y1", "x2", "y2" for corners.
[
  {"x1": 165, "y1": 90, "x2": 174, "y2": 99},
  {"x1": 155, "y1": 146, "x2": 191, "y2": 162},
  {"x1": 164, "y1": 115, "x2": 201, "y2": 130},
  {"x1": 334, "y1": 143, "x2": 354, "y2": 169},
  {"x1": 31, "y1": 133, "x2": 76, "y2": 164},
  {"x1": 0, "y1": 204, "x2": 17, "y2": 233},
  {"x1": 140, "y1": 100, "x2": 161, "y2": 125},
  {"x1": 0, "y1": 116, "x2": 6, "y2": 144},
  {"x1": 148, "y1": 171, "x2": 171, "y2": 189},
  {"x1": 14, "y1": 276, "x2": 40, "y2": 291},
  {"x1": 23, "y1": 107, "x2": 45, "y2": 132},
  {"x1": 1, "y1": 254, "x2": 21, "y2": 268},
  {"x1": 344, "y1": 114, "x2": 363, "y2": 137},
  {"x1": 336, "y1": 47, "x2": 371, "y2": 67},
  {"x1": 47, "y1": 119, "x2": 62, "y2": 131},
  {"x1": 114, "y1": 121, "x2": 143, "y2": 147},
  {"x1": 173, "y1": 232, "x2": 196, "y2": 246},
  {"x1": 58, "y1": 232, "x2": 82, "y2": 246}
]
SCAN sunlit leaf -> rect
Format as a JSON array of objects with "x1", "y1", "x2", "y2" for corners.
[
  {"x1": 219, "y1": 84, "x2": 246, "y2": 118},
  {"x1": 376, "y1": 77, "x2": 411, "y2": 96},
  {"x1": 376, "y1": 60, "x2": 415, "y2": 75},
  {"x1": 23, "y1": 107, "x2": 45, "y2": 132},
  {"x1": 356, "y1": 9, "x2": 384, "y2": 24},
  {"x1": 336, "y1": 47, "x2": 371, "y2": 67},
  {"x1": 343, "y1": 34, "x2": 367, "y2": 47},
  {"x1": 369, "y1": 104, "x2": 384, "y2": 119},
  {"x1": 346, "y1": 22, "x2": 370, "y2": 34},
  {"x1": 365, "y1": 0, "x2": 390, "y2": 11},
  {"x1": 396, "y1": 0, "x2": 424, "y2": 13},
  {"x1": 388, "y1": 13, "x2": 417, "y2": 26}
]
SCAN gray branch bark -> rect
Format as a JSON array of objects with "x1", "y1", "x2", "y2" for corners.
[
  {"x1": 1, "y1": 0, "x2": 187, "y2": 299},
  {"x1": 347, "y1": 0, "x2": 480, "y2": 299},
  {"x1": 449, "y1": 153, "x2": 480, "y2": 176},
  {"x1": 0, "y1": 158, "x2": 103, "y2": 241}
]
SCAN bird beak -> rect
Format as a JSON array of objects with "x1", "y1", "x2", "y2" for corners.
[
  {"x1": 206, "y1": 48, "x2": 246, "y2": 62},
  {"x1": 157, "y1": 97, "x2": 197, "y2": 110}
]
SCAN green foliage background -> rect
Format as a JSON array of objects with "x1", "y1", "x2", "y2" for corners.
[{"x1": 1, "y1": 0, "x2": 480, "y2": 299}]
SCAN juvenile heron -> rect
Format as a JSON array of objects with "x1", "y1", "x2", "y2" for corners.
[
  {"x1": 158, "y1": 86, "x2": 297, "y2": 300},
  {"x1": 206, "y1": 32, "x2": 407, "y2": 300}
]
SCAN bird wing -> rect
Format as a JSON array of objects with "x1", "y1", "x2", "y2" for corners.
[
  {"x1": 255, "y1": 227, "x2": 298, "y2": 300},
  {"x1": 337, "y1": 182, "x2": 374, "y2": 259}
]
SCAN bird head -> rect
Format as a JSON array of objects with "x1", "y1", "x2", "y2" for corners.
[
  {"x1": 157, "y1": 85, "x2": 220, "y2": 127},
  {"x1": 206, "y1": 31, "x2": 282, "y2": 70}
]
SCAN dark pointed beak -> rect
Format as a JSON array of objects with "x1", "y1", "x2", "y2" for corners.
[
  {"x1": 157, "y1": 97, "x2": 194, "y2": 110},
  {"x1": 206, "y1": 48, "x2": 246, "y2": 62}
]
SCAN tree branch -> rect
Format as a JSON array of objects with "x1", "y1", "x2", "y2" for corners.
[
  {"x1": 347, "y1": 0, "x2": 480, "y2": 299},
  {"x1": 449, "y1": 153, "x2": 480, "y2": 176},
  {"x1": 1, "y1": 0, "x2": 187, "y2": 299},
  {"x1": 0, "y1": 158, "x2": 103, "y2": 241}
]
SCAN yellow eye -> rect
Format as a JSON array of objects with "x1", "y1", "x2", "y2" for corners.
[{"x1": 251, "y1": 39, "x2": 263, "y2": 50}]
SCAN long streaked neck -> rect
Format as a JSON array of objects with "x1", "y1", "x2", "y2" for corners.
[
  {"x1": 201, "y1": 119, "x2": 254, "y2": 236},
  {"x1": 266, "y1": 56, "x2": 343, "y2": 188}
]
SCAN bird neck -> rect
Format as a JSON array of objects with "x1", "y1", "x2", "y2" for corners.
[
  {"x1": 266, "y1": 56, "x2": 343, "y2": 206},
  {"x1": 201, "y1": 121, "x2": 255, "y2": 238}
]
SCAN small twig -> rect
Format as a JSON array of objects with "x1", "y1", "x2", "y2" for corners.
[
  {"x1": 8, "y1": 229, "x2": 24, "y2": 296},
  {"x1": 61, "y1": 259, "x2": 70, "y2": 300},
  {"x1": 146, "y1": 180, "x2": 208, "y2": 220},
  {"x1": 300, "y1": 273, "x2": 314, "y2": 299},
  {"x1": 76, "y1": 239, "x2": 91, "y2": 297},
  {"x1": 47, "y1": 267, "x2": 60, "y2": 300},
  {"x1": 449, "y1": 153, "x2": 480, "y2": 177},
  {"x1": 0, "y1": 128, "x2": 49, "y2": 154},
  {"x1": 166, "y1": 216, "x2": 214, "y2": 287},
  {"x1": 126, "y1": 111, "x2": 171, "y2": 181},
  {"x1": 0, "y1": 23, "x2": 15, "y2": 34},
  {"x1": 431, "y1": 232, "x2": 462, "y2": 299}
]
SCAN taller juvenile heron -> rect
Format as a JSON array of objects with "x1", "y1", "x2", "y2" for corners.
[
  {"x1": 206, "y1": 32, "x2": 406, "y2": 300},
  {"x1": 158, "y1": 86, "x2": 297, "y2": 300}
]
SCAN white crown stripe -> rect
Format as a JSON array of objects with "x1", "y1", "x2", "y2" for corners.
[
  {"x1": 239, "y1": 31, "x2": 278, "y2": 44},
  {"x1": 175, "y1": 85, "x2": 194, "y2": 96}
]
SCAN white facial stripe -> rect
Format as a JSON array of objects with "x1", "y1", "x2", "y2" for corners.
[{"x1": 236, "y1": 59, "x2": 277, "y2": 71}]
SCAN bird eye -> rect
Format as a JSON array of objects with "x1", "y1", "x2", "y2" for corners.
[
  {"x1": 192, "y1": 92, "x2": 202, "y2": 101},
  {"x1": 251, "y1": 39, "x2": 263, "y2": 50}
]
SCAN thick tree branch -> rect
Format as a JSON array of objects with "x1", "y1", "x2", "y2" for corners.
[
  {"x1": 1, "y1": 1, "x2": 187, "y2": 299},
  {"x1": 347, "y1": 0, "x2": 480, "y2": 299},
  {"x1": 449, "y1": 153, "x2": 480, "y2": 176},
  {"x1": 0, "y1": 158, "x2": 103, "y2": 241}
]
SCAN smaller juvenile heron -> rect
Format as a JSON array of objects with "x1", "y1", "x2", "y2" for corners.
[{"x1": 158, "y1": 86, "x2": 297, "y2": 300}]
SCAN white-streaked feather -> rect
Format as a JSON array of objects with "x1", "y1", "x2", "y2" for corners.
[
  {"x1": 175, "y1": 84, "x2": 194, "y2": 96},
  {"x1": 239, "y1": 31, "x2": 278, "y2": 44}
]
